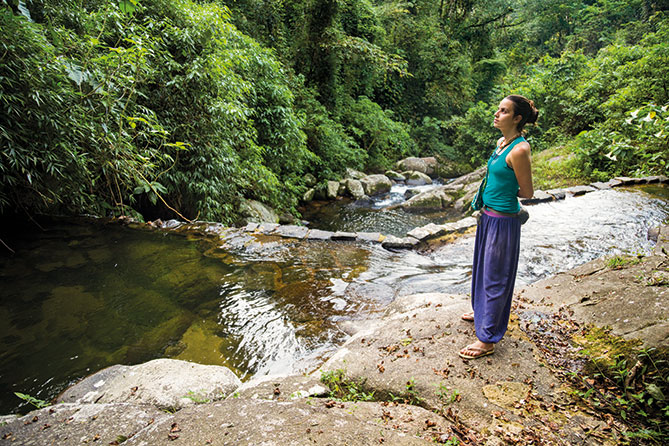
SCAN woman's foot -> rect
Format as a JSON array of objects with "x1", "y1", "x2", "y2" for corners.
[
  {"x1": 461, "y1": 311, "x2": 474, "y2": 322},
  {"x1": 459, "y1": 341, "x2": 494, "y2": 359}
]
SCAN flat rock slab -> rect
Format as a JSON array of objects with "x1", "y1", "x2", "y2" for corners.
[
  {"x1": 0, "y1": 403, "x2": 167, "y2": 446},
  {"x1": 564, "y1": 185, "x2": 596, "y2": 196},
  {"x1": 543, "y1": 189, "x2": 566, "y2": 200},
  {"x1": 356, "y1": 232, "x2": 384, "y2": 243},
  {"x1": 382, "y1": 235, "x2": 420, "y2": 249},
  {"x1": 407, "y1": 223, "x2": 445, "y2": 241},
  {"x1": 257, "y1": 223, "x2": 280, "y2": 234},
  {"x1": 332, "y1": 231, "x2": 357, "y2": 241},
  {"x1": 317, "y1": 292, "x2": 606, "y2": 444},
  {"x1": 58, "y1": 359, "x2": 241, "y2": 411},
  {"x1": 520, "y1": 190, "x2": 553, "y2": 204},
  {"x1": 274, "y1": 225, "x2": 309, "y2": 239},
  {"x1": 518, "y1": 253, "x2": 669, "y2": 347},
  {"x1": 305, "y1": 229, "x2": 334, "y2": 240},
  {"x1": 124, "y1": 398, "x2": 456, "y2": 446},
  {"x1": 589, "y1": 181, "x2": 612, "y2": 190}
]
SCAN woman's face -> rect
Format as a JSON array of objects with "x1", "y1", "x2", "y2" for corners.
[{"x1": 494, "y1": 98, "x2": 521, "y2": 133}]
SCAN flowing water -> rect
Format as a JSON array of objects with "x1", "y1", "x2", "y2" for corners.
[{"x1": 0, "y1": 185, "x2": 667, "y2": 414}]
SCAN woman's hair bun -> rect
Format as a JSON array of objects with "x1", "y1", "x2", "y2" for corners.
[
  {"x1": 506, "y1": 95, "x2": 538, "y2": 129},
  {"x1": 527, "y1": 100, "x2": 539, "y2": 124}
]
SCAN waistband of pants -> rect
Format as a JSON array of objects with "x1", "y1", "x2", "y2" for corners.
[{"x1": 482, "y1": 206, "x2": 517, "y2": 218}]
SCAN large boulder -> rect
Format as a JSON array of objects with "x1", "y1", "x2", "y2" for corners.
[
  {"x1": 345, "y1": 167, "x2": 367, "y2": 180},
  {"x1": 400, "y1": 187, "x2": 458, "y2": 212},
  {"x1": 385, "y1": 170, "x2": 406, "y2": 181},
  {"x1": 58, "y1": 359, "x2": 241, "y2": 411},
  {"x1": 326, "y1": 180, "x2": 341, "y2": 199},
  {"x1": 359, "y1": 174, "x2": 392, "y2": 196},
  {"x1": 238, "y1": 199, "x2": 280, "y2": 224},
  {"x1": 343, "y1": 178, "x2": 366, "y2": 200},
  {"x1": 396, "y1": 157, "x2": 430, "y2": 175},
  {"x1": 404, "y1": 171, "x2": 432, "y2": 186}
]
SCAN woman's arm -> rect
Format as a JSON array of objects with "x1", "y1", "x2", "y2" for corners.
[{"x1": 508, "y1": 141, "x2": 534, "y2": 199}]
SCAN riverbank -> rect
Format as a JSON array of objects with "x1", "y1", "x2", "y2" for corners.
[{"x1": 1, "y1": 223, "x2": 666, "y2": 445}]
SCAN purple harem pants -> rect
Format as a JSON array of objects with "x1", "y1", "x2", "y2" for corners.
[{"x1": 471, "y1": 210, "x2": 521, "y2": 344}]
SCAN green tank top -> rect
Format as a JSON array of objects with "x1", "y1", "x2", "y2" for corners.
[{"x1": 482, "y1": 137, "x2": 524, "y2": 213}]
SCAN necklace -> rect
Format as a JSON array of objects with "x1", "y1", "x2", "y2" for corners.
[{"x1": 495, "y1": 134, "x2": 520, "y2": 155}]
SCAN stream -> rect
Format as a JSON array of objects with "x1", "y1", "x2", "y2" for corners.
[{"x1": 0, "y1": 184, "x2": 667, "y2": 414}]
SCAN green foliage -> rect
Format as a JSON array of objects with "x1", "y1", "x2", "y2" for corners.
[
  {"x1": 320, "y1": 368, "x2": 375, "y2": 402},
  {"x1": 341, "y1": 96, "x2": 416, "y2": 171},
  {"x1": 606, "y1": 254, "x2": 643, "y2": 269},
  {"x1": 2, "y1": 0, "x2": 668, "y2": 221},
  {"x1": 389, "y1": 377, "x2": 424, "y2": 406},
  {"x1": 446, "y1": 101, "x2": 498, "y2": 167},
  {"x1": 1, "y1": 0, "x2": 315, "y2": 223},
  {"x1": 14, "y1": 392, "x2": 50, "y2": 409},
  {"x1": 573, "y1": 327, "x2": 669, "y2": 439}
]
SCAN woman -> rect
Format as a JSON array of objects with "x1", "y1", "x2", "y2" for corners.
[{"x1": 459, "y1": 95, "x2": 538, "y2": 360}]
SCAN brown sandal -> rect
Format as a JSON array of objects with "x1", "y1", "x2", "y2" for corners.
[
  {"x1": 461, "y1": 312, "x2": 474, "y2": 322},
  {"x1": 458, "y1": 344, "x2": 494, "y2": 360}
]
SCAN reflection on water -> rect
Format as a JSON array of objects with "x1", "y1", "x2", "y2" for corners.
[{"x1": 0, "y1": 186, "x2": 666, "y2": 414}]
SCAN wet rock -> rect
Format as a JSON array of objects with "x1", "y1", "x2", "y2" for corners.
[
  {"x1": 326, "y1": 180, "x2": 341, "y2": 199},
  {"x1": 58, "y1": 359, "x2": 241, "y2": 411},
  {"x1": 302, "y1": 188, "x2": 315, "y2": 202},
  {"x1": 564, "y1": 185, "x2": 596, "y2": 196},
  {"x1": 615, "y1": 176, "x2": 645, "y2": 185},
  {"x1": 162, "y1": 219, "x2": 183, "y2": 229},
  {"x1": 306, "y1": 229, "x2": 334, "y2": 240},
  {"x1": 0, "y1": 403, "x2": 168, "y2": 446},
  {"x1": 243, "y1": 222, "x2": 259, "y2": 232},
  {"x1": 332, "y1": 231, "x2": 357, "y2": 241},
  {"x1": 396, "y1": 157, "x2": 430, "y2": 175},
  {"x1": 404, "y1": 188, "x2": 422, "y2": 199},
  {"x1": 275, "y1": 225, "x2": 309, "y2": 239},
  {"x1": 238, "y1": 199, "x2": 280, "y2": 224},
  {"x1": 449, "y1": 166, "x2": 486, "y2": 186},
  {"x1": 385, "y1": 170, "x2": 406, "y2": 181},
  {"x1": 545, "y1": 189, "x2": 567, "y2": 200},
  {"x1": 381, "y1": 235, "x2": 420, "y2": 249},
  {"x1": 407, "y1": 223, "x2": 447, "y2": 241},
  {"x1": 360, "y1": 174, "x2": 392, "y2": 196},
  {"x1": 404, "y1": 171, "x2": 432, "y2": 186},
  {"x1": 345, "y1": 167, "x2": 366, "y2": 180},
  {"x1": 606, "y1": 178, "x2": 624, "y2": 187},
  {"x1": 355, "y1": 232, "x2": 384, "y2": 243},
  {"x1": 401, "y1": 187, "x2": 456, "y2": 212},
  {"x1": 520, "y1": 190, "x2": 553, "y2": 205},
  {"x1": 258, "y1": 222, "x2": 280, "y2": 234},
  {"x1": 343, "y1": 178, "x2": 366, "y2": 200},
  {"x1": 589, "y1": 181, "x2": 612, "y2": 190}
]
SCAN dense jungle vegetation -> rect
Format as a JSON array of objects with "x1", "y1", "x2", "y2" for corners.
[{"x1": 1, "y1": 0, "x2": 668, "y2": 224}]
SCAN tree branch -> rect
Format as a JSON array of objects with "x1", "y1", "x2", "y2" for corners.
[{"x1": 465, "y1": 9, "x2": 512, "y2": 29}]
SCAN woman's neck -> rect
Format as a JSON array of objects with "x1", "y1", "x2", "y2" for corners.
[{"x1": 501, "y1": 128, "x2": 520, "y2": 142}]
